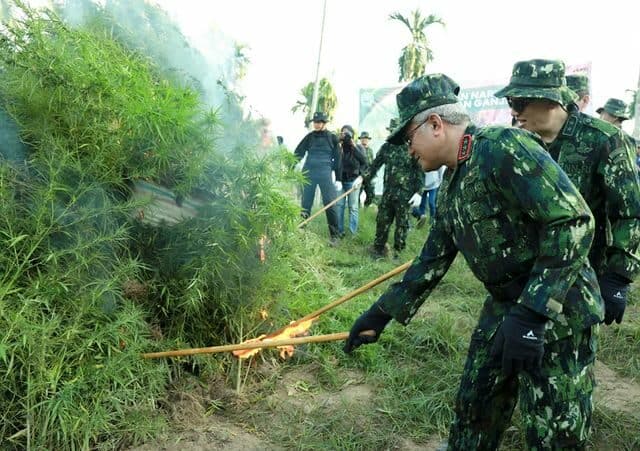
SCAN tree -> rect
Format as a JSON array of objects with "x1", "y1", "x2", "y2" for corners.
[
  {"x1": 291, "y1": 77, "x2": 337, "y2": 127},
  {"x1": 389, "y1": 9, "x2": 445, "y2": 82}
]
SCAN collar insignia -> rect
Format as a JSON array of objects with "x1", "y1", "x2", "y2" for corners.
[{"x1": 457, "y1": 134, "x2": 473, "y2": 162}]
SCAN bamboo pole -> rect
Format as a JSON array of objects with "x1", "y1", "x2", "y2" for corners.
[
  {"x1": 143, "y1": 332, "x2": 353, "y2": 359},
  {"x1": 142, "y1": 261, "x2": 411, "y2": 360},
  {"x1": 275, "y1": 259, "x2": 412, "y2": 334},
  {"x1": 297, "y1": 184, "x2": 358, "y2": 228},
  {"x1": 224, "y1": 260, "x2": 411, "y2": 360}
]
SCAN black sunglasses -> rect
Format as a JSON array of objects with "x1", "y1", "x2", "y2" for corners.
[
  {"x1": 404, "y1": 118, "x2": 429, "y2": 146},
  {"x1": 507, "y1": 97, "x2": 536, "y2": 113}
]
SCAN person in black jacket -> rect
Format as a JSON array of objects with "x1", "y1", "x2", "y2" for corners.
[
  {"x1": 337, "y1": 124, "x2": 367, "y2": 236},
  {"x1": 294, "y1": 112, "x2": 342, "y2": 244}
]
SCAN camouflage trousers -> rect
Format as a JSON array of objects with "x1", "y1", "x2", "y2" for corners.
[
  {"x1": 373, "y1": 193, "x2": 412, "y2": 252},
  {"x1": 448, "y1": 326, "x2": 598, "y2": 451}
]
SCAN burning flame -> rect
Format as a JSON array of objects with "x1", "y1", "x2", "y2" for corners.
[{"x1": 232, "y1": 317, "x2": 317, "y2": 360}]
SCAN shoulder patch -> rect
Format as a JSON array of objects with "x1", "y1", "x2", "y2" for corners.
[
  {"x1": 581, "y1": 114, "x2": 618, "y2": 138},
  {"x1": 561, "y1": 114, "x2": 579, "y2": 137},
  {"x1": 457, "y1": 134, "x2": 473, "y2": 162}
]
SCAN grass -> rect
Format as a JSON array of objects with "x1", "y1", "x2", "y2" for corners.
[
  {"x1": 0, "y1": 4, "x2": 637, "y2": 449},
  {"x1": 0, "y1": 4, "x2": 300, "y2": 448},
  {"x1": 210, "y1": 205, "x2": 640, "y2": 450}
]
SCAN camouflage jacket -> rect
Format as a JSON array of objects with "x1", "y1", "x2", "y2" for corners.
[
  {"x1": 547, "y1": 111, "x2": 640, "y2": 280},
  {"x1": 364, "y1": 142, "x2": 423, "y2": 197},
  {"x1": 378, "y1": 124, "x2": 603, "y2": 342}
]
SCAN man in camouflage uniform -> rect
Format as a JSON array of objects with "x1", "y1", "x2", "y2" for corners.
[
  {"x1": 362, "y1": 118, "x2": 423, "y2": 258},
  {"x1": 495, "y1": 60, "x2": 640, "y2": 326},
  {"x1": 566, "y1": 74, "x2": 590, "y2": 112},
  {"x1": 357, "y1": 131, "x2": 376, "y2": 206},
  {"x1": 345, "y1": 73, "x2": 603, "y2": 450},
  {"x1": 358, "y1": 131, "x2": 375, "y2": 165},
  {"x1": 597, "y1": 97, "x2": 632, "y2": 128},
  {"x1": 596, "y1": 98, "x2": 638, "y2": 155}
]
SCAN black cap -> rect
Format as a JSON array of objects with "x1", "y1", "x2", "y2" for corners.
[{"x1": 311, "y1": 112, "x2": 328, "y2": 123}]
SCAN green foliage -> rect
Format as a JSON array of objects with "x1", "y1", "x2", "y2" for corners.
[
  {"x1": 0, "y1": 2, "x2": 302, "y2": 448},
  {"x1": 291, "y1": 78, "x2": 338, "y2": 127},
  {"x1": 389, "y1": 9, "x2": 445, "y2": 82},
  {"x1": 131, "y1": 148, "x2": 302, "y2": 347},
  {"x1": 0, "y1": 4, "x2": 214, "y2": 195},
  {"x1": 0, "y1": 155, "x2": 169, "y2": 448}
]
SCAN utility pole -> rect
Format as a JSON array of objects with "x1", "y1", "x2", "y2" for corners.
[
  {"x1": 309, "y1": 0, "x2": 327, "y2": 126},
  {"x1": 634, "y1": 64, "x2": 640, "y2": 139}
]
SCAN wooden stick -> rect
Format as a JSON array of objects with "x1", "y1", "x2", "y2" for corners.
[
  {"x1": 142, "y1": 332, "x2": 351, "y2": 359},
  {"x1": 281, "y1": 259, "x2": 412, "y2": 330},
  {"x1": 142, "y1": 261, "x2": 412, "y2": 360},
  {"x1": 240, "y1": 260, "x2": 412, "y2": 349},
  {"x1": 297, "y1": 184, "x2": 359, "y2": 228}
]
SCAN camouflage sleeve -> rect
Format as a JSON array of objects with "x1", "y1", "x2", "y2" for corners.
[
  {"x1": 365, "y1": 143, "x2": 387, "y2": 181},
  {"x1": 411, "y1": 162, "x2": 424, "y2": 194},
  {"x1": 491, "y1": 130, "x2": 595, "y2": 320},
  {"x1": 598, "y1": 132, "x2": 640, "y2": 280},
  {"x1": 377, "y1": 220, "x2": 458, "y2": 325}
]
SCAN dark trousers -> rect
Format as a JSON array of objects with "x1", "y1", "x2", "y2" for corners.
[{"x1": 301, "y1": 167, "x2": 339, "y2": 238}]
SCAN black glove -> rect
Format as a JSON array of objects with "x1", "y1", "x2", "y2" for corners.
[
  {"x1": 362, "y1": 178, "x2": 374, "y2": 206},
  {"x1": 599, "y1": 272, "x2": 630, "y2": 325},
  {"x1": 344, "y1": 303, "x2": 392, "y2": 354},
  {"x1": 490, "y1": 304, "x2": 546, "y2": 377}
]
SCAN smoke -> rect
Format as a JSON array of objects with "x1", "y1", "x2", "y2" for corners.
[
  {"x1": 53, "y1": 0, "x2": 262, "y2": 152},
  {"x1": 0, "y1": 109, "x2": 28, "y2": 162}
]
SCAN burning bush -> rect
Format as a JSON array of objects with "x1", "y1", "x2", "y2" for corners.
[{"x1": 0, "y1": 2, "x2": 300, "y2": 448}]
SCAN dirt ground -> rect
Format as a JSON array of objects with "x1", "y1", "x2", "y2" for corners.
[
  {"x1": 593, "y1": 361, "x2": 640, "y2": 418},
  {"x1": 129, "y1": 360, "x2": 640, "y2": 451}
]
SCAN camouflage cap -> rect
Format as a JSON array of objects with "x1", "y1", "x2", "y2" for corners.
[
  {"x1": 566, "y1": 74, "x2": 590, "y2": 95},
  {"x1": 596, "y1": 98, "x2": 631, "y2": 120},
  {"x1": 386, "y1": 117, "x2": 399, "y2": 132},
  {"x1": 311, "y1": 111, "x2": 328, "y2": 123},
  {"x1": 359, "y1": 131, "x2": 371, "y2": 139},
  {"x1": 494, "y1": 59, "x2": 578, "y2": 106},
  {"x1": 387, "y1": 73, "x2": 460, "y2": 145}
]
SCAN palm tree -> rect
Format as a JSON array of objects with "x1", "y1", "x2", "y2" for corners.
[
  {"x1": 389, "y1": 9, "x2": 445, "y2": 82},
  {"x1": 232, "y1": 43, "x2": 250, "y2": 82},
  {"x1": 291, "y1": 77, "x2": 337, "y2": 127}
]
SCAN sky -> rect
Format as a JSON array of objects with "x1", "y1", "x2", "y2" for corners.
[{"x1": 151, "y1": 1, "x2": 638, "y2": 145}]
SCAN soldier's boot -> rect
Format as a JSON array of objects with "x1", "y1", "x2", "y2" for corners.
[
  {"x1": 392, "y1": 247, "x2": 404, "y2": 261},
  {"x1": 369, "y1": 244, "x2": 389, "y2": 259}
]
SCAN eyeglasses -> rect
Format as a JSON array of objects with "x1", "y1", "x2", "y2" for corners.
[
  {"x1": 404, "y1": 118, "x2": 429, "y2": 146},
  {"x1": 507, "y1": 97, "x2": 535, "y2": 113}
]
